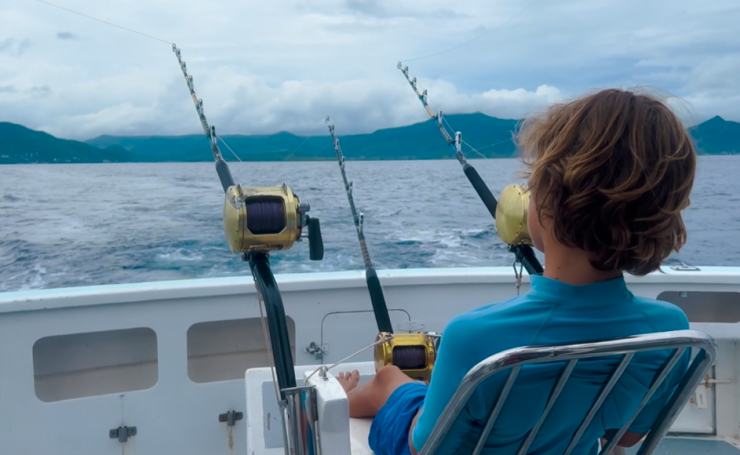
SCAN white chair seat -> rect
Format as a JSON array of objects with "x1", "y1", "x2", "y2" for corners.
[{"x1": 350, "y1": 417, "x2": 375, "y2": 455}]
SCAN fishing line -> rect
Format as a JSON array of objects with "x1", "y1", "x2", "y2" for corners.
[
  {"x1": 283, "y1": 136, "x2": 311, "y2": 161},
  {"x1": 303, "y1": 334, "x2": 393, "y2": 383},
  {"x1": 216, "y1": 135, "x2": 243, "y2": 162},
  {"x1": 32, "y1": 0, "x2": 173, "y2": 45},
  {"x1": 463, "y1": 140, "x2": 489, "y2": 159},
  {"x1": 442, "y1": 116, "x2": 489, "y2": 159},
  {"x1": 475, "y1": 137, "x2": 514, "y2": 151},
  {"x1": 399, "y1": 0, "x2": 537, "y2": 63},
  {"x1": 443, "y1": 114, "x2": 514, "y2": 157}
]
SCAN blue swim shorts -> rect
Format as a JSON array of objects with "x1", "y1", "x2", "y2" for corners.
[{"x1": 368, "y1": 382, "x2": 428, "y2": 455}]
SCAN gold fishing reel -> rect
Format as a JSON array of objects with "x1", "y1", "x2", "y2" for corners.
[
  {"x1": 374, "y1": 332, "x2": 438, "y2": 381},
  {"x1": 495, "y1": 184, "x2": 532, "y2": 246},
  {"x1": 223, "y1": 183, "x2": 323, "y2": 259}
]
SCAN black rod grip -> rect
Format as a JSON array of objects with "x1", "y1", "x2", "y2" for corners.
[
  {"x1": 250, "y1": 253, "x2": 296, "y2": 398},
  {"x1": 365, "y1": 266, "x2": 393, "y2": 333},
  {"x1": 215, "y1": 158, "x2": 235, "y2": 193},
  {"x1": 462, "y1": 163, "x2": 498, "y2": 219}
]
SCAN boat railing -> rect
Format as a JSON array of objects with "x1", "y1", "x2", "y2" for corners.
[{"x1": 419, "y1": 329, "x2": 717, "y2": 455}]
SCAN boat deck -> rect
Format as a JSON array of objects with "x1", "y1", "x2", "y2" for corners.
[
  {"x1": 626, "y1": 438, "x2": 740, "y2": 454},
  {"x1": 350, "y1": 417, "x2": 740, "y2": 454}
]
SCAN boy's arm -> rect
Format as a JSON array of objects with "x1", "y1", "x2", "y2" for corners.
[{"x1": 408, "y1": 318, "x2": 481, "y2": 453}]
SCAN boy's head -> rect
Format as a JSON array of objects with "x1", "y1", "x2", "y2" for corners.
[{"x1": 517, "y1": 89, "x2": 696, "y2": 276}]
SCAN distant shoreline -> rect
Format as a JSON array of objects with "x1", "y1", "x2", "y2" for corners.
[
  {"x1": 2, "y1": 113, "x2": 738, "y2": 164},
  {"x1": 3, "y1": 155, "x2": 739, "y2": 166}
]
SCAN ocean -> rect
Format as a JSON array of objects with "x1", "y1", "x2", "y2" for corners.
[{"x1": 1, "y1": 157, "x2": 738, "y2": 292}]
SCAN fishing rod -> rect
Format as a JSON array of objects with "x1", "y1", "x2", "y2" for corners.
[
  {"x1": 397, "y1": 63, "x2": 543, "y2": 277},
  {"x1": 326, "y1": 118, "x2": 393, "y2": 334},
  {"x1": 326, "y1": 118, "x2": 438, "y2": 382},
  {"x1": 173, "y1": 44, "x2": 324, "y2": 409},
  {"x1": 173, "y1": 45, "x2": 235, "y2": 192}
]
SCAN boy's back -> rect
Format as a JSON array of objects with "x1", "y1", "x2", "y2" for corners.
[
  {"x1": 338, "y1": 89, "x2": 697, "y2": 455},
  {"x1": 412, "y1": 275, "x2": 690, "y2": 454}
]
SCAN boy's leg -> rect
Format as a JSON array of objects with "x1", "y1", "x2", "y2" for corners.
[{"x1": 337, "y1": 365, "x2": 416, "y2": 418}]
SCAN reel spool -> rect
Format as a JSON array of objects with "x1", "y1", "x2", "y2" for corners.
[
  {"x1": 223, "y1": 183, "x2": 323, "y2": 259},
  {"x1": 374, "y1": 332, "x2": 437, "y2": 381},
  {"x1": 495, "y1": 184, "x2": 532, "y2": 246}
]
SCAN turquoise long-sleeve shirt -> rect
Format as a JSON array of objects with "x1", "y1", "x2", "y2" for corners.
[{"x1": 411, "y1": 275, "x2": 690, "y2": 455}]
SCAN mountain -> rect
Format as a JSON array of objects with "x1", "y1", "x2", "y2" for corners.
[
  {"x1": 688, "y1": 116, "x2": 740, "y2": 155},
  {"x1": 0, "y1": 122, "x2": 132, "y2": 164},
  {"x1": 1, "y1": 113, "x2": 738, "y2": 164},
  {"x1": 83, "y1": 113, "x2": 520, "y2": 162}
]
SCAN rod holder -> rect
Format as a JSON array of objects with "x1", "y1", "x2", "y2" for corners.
[{"x1": 283, "y1": 385, "x2": 322, "y2": 455}]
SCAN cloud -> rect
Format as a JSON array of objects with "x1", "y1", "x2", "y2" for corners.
[
  {"x1": 0, "y1": 38, "x2": 31, "y2": 56},
  {"x1": 0, "y1": 85, "x2": 17, "y2": 93},
  {"x1": 340, "y1": 0, "x2": 464, "y2": 20},
  {"x1": 28, "y1": 85, "x2": 52, "y2": 95},
  {"x1": 12, "y1": 69, "x2": 558, "y2": 140},
  {"x1": 344, "y1": 0, "x2": 389, "y2": 18},
  {"x1": 56, "y1": 32, "x2": 78, "y2": 40},
  {"x1": 0, "y1": 0, "x2": 738, "y2": 139}
]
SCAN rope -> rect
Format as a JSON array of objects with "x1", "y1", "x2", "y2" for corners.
[
  {"x1": 399, "y1": 0, "x2": 537, "y2": 63},
  {"x1": 32, "y1": 0, "x2": 172, "y2": 45},
  {"x1": 304, "y1": 334, "x2": 393, "y2": 383}
]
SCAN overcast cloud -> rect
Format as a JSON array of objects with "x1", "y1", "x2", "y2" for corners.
[{"x1": 0, "y1": 0, "x2": 738, "y2": 139}]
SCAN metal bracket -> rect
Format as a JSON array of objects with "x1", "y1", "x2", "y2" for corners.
[
  {"x1": 218, "y1": 410, "x2": 244, "y2": 427},
  {"x1": 109, "y1": 426, "x2": 137, "y2": 443},
  {"x1": 305, "y1": 341, "x2": 329, "y2": 356},
  {"x1": 703, "y1": 373, "x2": 732, "y2": 387}
]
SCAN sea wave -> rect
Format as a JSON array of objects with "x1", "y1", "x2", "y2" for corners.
[{"x1": 1, "y1": 158, "x2": 738, "y2": 292}]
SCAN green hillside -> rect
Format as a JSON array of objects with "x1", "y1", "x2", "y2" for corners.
[
  {"x1": 1, "y1": 113, "x2": 738, "y2": 164},
  {"x1": 0, "y1": 122, "x2": 132, "y2": 164},
  {"x1": 689, "y1": 116, "x2": 740, "y2": 155},
  {"x1": 82, "y1": 114, "x2": 519, "y2": 162}
]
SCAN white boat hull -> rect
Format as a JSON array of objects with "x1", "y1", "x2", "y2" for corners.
[{"x1": 1, "y1": 266, "x2": 739, "y2": 454}]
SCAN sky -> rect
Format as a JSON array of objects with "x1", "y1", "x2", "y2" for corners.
[{"x1": 1, "y1": 0, "x2": 739, "y2": 140}]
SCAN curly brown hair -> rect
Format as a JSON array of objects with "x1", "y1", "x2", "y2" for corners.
[{"x1": 517, "y1": 89, "x2": 696, "y2": 276}]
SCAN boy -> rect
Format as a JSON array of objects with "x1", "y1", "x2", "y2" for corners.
[{"x1": 337, "y1": 89, "x2": 697, "y2": 455}]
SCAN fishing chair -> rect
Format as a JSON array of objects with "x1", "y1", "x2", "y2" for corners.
[{"x1": 408, "y1": 329, "x2": 716, "y2": 455}]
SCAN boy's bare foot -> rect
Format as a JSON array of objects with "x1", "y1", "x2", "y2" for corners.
[{"x1": 337, "y1": 370, "x2": 360, "y2": 393}]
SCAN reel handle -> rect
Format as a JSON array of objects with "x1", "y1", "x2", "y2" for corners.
[{"x1": 307, "y1": 216, "x2": 324, "y2": 261}]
